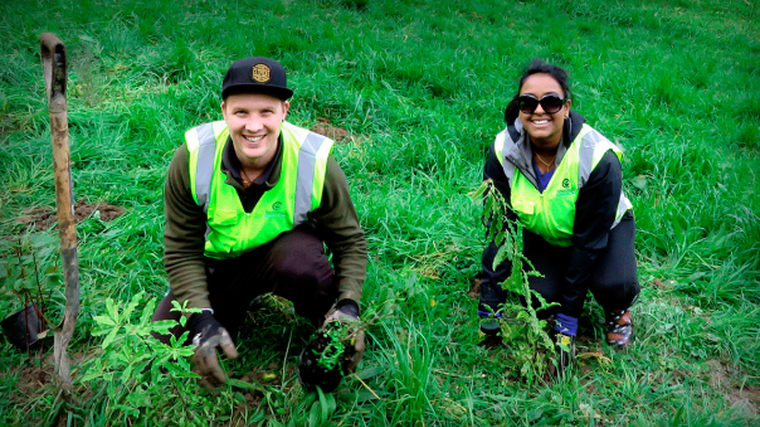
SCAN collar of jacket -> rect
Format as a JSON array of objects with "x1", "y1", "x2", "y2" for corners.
[{"x1": 220, "y1": 134, "x2": 283, "y2": 191}]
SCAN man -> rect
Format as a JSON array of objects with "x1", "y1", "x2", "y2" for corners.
[{"x1": 152, "y1": 56, "x2": 367, "y2": 391}]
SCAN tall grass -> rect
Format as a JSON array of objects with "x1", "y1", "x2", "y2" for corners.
[{"x1": 1, "y1": 0, "x2": 758, "y2": 425}]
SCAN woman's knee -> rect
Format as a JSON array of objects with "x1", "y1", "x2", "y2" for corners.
[{"x1": 592, "y1": 278, "x2": 640, "y2": 311}]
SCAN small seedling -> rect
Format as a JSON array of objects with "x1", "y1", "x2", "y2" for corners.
[
  {"x1": 314, "y1": 320, "x2": 358, "y2": 371},
  {"x1": 0, "y1": 235, "x2": 58, "y2": 356},
  {"x1": 298, "y1": 319, "x2": 362, "y2": 392}
]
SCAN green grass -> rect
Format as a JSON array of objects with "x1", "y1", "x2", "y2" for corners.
[{"x1": 1, "y1": 0, "x2": 759, "y2": 425}]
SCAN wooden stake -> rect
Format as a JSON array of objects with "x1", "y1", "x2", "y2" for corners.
[{"x1": 40, "y1": 32, "x2": 80, "y2": 394}]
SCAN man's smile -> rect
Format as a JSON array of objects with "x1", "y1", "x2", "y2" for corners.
[{"x1": 244, "y1": 135, "x2": 264, "y2": 142}]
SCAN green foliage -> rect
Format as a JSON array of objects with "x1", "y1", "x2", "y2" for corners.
[
  {"x1": 76, "y1": 292, "x2": 201, "y2": 426},
  {"x1": 477, "y1": 179, "x2": 558, "y2": 383},
  {"x1": 371, "y1": 319, "x2": 438, "y2": 423},
  {"x1": 312, "y1": 321, "x2": 356, "y2": 372},
  {"x1": 0, "y1": 234, "x2": 59, "y2": 324},
  {"x1": 72, "y1": 294, "x2": 276, "y2": 426}
]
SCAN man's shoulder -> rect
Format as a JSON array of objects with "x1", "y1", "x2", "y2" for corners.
[
  {"x1": 167, "y1": 143, "x2": 192, "y2": 185},
  {"x1": 184, "y1": 121, "x2": 229, "y2": 151},
  {"x1": 170, "y1": 142, "x2": 191, "y2": 165},
  {"x1": 281, "y1": 121, "x2": 335, "y2": 157}
]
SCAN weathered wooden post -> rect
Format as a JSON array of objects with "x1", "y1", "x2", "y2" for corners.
[{"x1": 40, "y1": 32, "x2": 80, "y2": 394}]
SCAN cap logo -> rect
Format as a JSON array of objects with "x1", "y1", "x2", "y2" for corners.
[{"x1": 251, "y1": 64, "x2": 271, "y2": 83}]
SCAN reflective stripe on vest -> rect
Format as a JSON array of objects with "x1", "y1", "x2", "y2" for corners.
[
  {"x1": 185, "y1": 121, "x2": 332, "y2": 257},
  {"x1": 185, "y1": 121, "x2": 227, "y2": 211},
  {"x1": 493, "y1": 123, "x2": 632, "y2": 246},
  {"x1": 295, "y1": 131, "x2": 327, "y2": 226}
]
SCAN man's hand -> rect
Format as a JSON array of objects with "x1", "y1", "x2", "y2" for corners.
[
  {"x1": 324, "y1": 300, "x2": 365, "y2": 374},
  {"x1": 188, "y1": 311, "x2": 238, "y2": 391}
]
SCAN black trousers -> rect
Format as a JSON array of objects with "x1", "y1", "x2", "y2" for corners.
[
  {"x1": 479, "y1": 216, "x2": 640, "y2": 318},
  {"x1": 152, "y1": 225, "x2": 336, "y2": 341}
]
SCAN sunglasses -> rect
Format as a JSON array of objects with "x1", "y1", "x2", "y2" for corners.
[{"x1": 518, "y1": 94, "x2": 566, "y2": 114}]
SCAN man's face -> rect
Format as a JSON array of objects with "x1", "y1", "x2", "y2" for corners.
[{"x1": 221, "y1": 93, "x2": 290, "y2": 170}]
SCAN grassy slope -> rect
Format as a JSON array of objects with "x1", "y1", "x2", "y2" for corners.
[{"x1": 0, "y1": 0, "x2": 758, "y2": 425}]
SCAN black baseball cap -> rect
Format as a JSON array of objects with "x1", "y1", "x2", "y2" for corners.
[{"x1": 221, "y1": 57, "x2": 293, "y2": 100}]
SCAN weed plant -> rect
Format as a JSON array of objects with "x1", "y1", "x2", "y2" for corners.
[
  {"x1": 476, "y1": 179, "x2": 559, "y2": 384},
  {"x1": 1, "y1": 0, "x2": 759, "y2": 425}
]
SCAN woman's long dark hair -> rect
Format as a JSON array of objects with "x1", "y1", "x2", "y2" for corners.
[{"x1": 504, "y1": 59, "x2": 572, "y2": 124}]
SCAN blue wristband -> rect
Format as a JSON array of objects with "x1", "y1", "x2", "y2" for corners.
[
  {"x1": 477, "y1": 310, "x2": 504, "y2": 319},
  {"x1": 554, "y1": 313, "x2": 578, "y2": 337}
]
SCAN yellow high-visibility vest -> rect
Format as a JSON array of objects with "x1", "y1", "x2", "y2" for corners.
[
  {"x1": 494, "y1": 123, "x2": 632, "y2": 247},
  {"x1": 185, "y1": 120, "x2": 333, "y2": 258}
]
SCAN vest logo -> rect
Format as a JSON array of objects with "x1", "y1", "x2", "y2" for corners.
[
  {"x1": 266, "y1": 201, "x2": 286, "y2": 219},
  {"x1": 252, "y1": 64, "x2": 271, "y2": 83},
  {"x1": 562, "y1": 178, "x2": 571, "y2": 189}
]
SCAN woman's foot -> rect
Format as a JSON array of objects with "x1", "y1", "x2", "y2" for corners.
[{"x1": 606, "y1": 309, "x2": 633, "y2": 348}]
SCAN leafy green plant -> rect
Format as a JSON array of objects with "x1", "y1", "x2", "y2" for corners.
[
  {"x1": 312, "y1": 320, "x2": 360, "y2": 372},
  {"x1": 76, "y1": 292, "x2": 203, "y2": 426},
  {"x1": 303, "y1": 386, "x2": 339, "y2": 427},
  {"x1": 0, "y1": 234, "x2": 58, "y2": 314},
  {"x1": 0, "y1": 234, "x2": 60, "y2": 356},
  {"x1": 298, "y1": 315, "x2": 366, "y2": 396},
  {"x1": 475, "y1": 179, "x2": 559, "y2": 383}
]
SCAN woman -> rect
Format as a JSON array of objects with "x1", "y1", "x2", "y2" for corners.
[{"x1": 478, "y1": 59, "x2": 640, "y2": 368}]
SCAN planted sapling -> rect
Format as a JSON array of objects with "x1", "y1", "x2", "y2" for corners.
[{"x1": 297, "y1": 317, "x2": 363, "y2": 393}]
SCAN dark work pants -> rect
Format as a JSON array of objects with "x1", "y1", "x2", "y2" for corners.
[
  {"x1": 479, "y1": 216, "x2": 640, "y2": 318},
  {"x1": 152, "y1": 225, "x2": 336, "y2": 341}
]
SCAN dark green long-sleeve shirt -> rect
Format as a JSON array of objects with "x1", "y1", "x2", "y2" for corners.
[{"x1": 163, "y1": 133, "x2": 367, "y2": 310}]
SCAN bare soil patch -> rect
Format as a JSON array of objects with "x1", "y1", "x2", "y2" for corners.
[
  {"x1": 707, "y1": 359, "x2": 759, "y2": 418},
  {"x1": 311, "y1": 117, "x2": 348, "y2": 142},
  {"x1": 16, "y1": 199, "x2": 125, "y2": 231},
  {"x1": 1, "y1": 352, "x2": 55, "y2": 406}
]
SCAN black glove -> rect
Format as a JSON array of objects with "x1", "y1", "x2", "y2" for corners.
[{"x1": 188, "y1": 311, "x2": 238, "y2": 391}]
